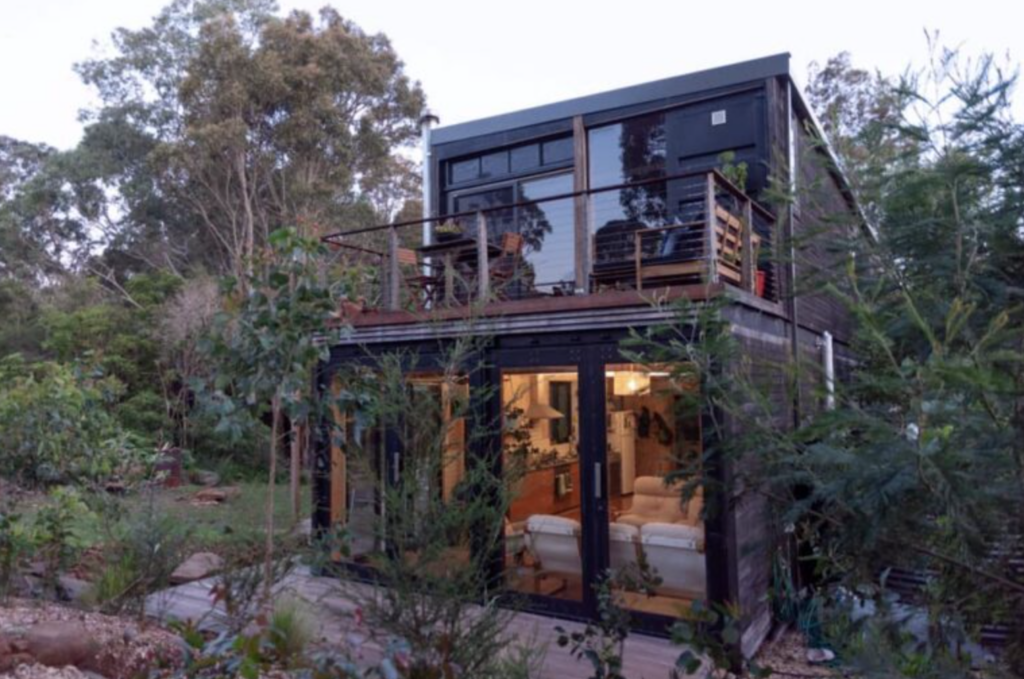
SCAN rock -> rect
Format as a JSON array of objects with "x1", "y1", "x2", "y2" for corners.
[
  {"x1": 170, "y1": 552, "x2": 225, "y2": 584},
  {"x1": 104, "y1": 481, "x2": 127, "y2": 495},
  {"x1": 58, "y1": 574, "x2": 92, "y2": 601},
  {"x1": 192, "y1": 486, "x2": 240, "y2": 504},
  {"x1": 193, "y1": 470, "x2": 221, "y2": 487},
  {"x1": 806, "y1": 647, "x2": 835, "y2": 664},
  {"x1": 23, "y1": 621, "x2": 101, "y2": 668}
]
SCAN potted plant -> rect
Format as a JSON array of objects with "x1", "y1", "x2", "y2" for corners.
[{"x1": 434, "y1": 219, "x2": 463, "y2": 243}]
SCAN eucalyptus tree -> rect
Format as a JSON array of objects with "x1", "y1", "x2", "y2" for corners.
[{"x1": 76, "y1": 0, "x2": 425, "y2": 284}]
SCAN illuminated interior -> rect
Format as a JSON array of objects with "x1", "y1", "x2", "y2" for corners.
[
  {"x1": 328, "y1": 363, "x2": 705, "y2": 618},
  {"x1": 603, "y1": 363, "x2": 705, "y2": 617}
]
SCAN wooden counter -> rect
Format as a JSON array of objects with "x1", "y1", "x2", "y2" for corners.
[{"x1": 509, "y1": 460, "x2": 580, "y2": 522}]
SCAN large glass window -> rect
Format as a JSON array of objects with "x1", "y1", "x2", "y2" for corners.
[
  {"x1": 445, "y1": 135, "x2": 572, "y2": 188},
  {"x1": 451, "y1": 172, "x2": 575, "y2": 296},
  {"x1": 588, "y1": 115, "x2": 671, "y2": 274},
  {"x1": 588, "y1": 113, "x2": 667, "y2": 189},
  {"x1": 602, "y1": 363, "x2": 706, "y2": 617},
  {"x1": 502, "y1": 367, "x2": 583, "y2": 602},
  {"x1": 328, "y1": 370, "x2": 468, "y2": 564},
  {"x1": 329, "y1": 376, "x2": 386, "y2": 563}
]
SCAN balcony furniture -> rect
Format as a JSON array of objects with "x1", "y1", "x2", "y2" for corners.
[
  {"x1": 491, "y1": 232, "x2": 528, "y2": 299},
  {"x1": 395, "y1": 247, "x2": 440, "y2": 309},
  {"x1": 634, "y1": 207, "x2": 757, "y2": 287},
  {"x1": 525, "y1": 514, "x2": 583, "y2": 596},
  {"x1": 417, "y1": 237, "x2": 503, "y2": 305},
  {"x1": 616, "y1": 476, "x2": 702, "y2": 527},
  {"x1": 639, "y1": 522, "x2": 706, "y2": 598}
]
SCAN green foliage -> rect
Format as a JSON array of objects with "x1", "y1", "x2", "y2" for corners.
[
  {"x1": 321, "y1": 334, "x2": 536, "y2": 679},
  {"x1": 0, "y1": 511, "x2": 34, "y2": 601},
  {"x1": 201, "y1": 227, "x2": 337, "y2": 434},
  {"x1": 84, "y1": 490, "x2": 192, "y2": 616},
  {"x1": 0, "y1": 356, "x2": 152, "y2": 487},
  {"x1": 266, "y1": 597, "x2": 315, "y2": 663},
  {"x1": 32, "y1": 487, "x2": 91, "y2": 595},
  {"x1": 717, "y1": 151, "x2": 749, "y2": 193}
]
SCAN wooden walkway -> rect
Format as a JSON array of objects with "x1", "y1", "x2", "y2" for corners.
[{"x1": 145, "y1": 566, "x2": 699, "y2": 679}]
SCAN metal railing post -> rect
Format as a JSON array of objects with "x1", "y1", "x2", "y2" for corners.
[
  {"x1": 705, "y1": 173, "x2": 719, "y2": 283},
  {"x1": 742, "y1": 198, "x2": 755, "y2": 294},
  {"x1": 387, "y1": 226, "x2": 400, "y2": 311},
  {"x1": 476, "y1": 212, "x2": 489, "y2": 302}
]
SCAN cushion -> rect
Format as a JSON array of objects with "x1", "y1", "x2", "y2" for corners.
[
  {"x1": 640, "y1": 522, "x2": 704, "y2": 551},
  {"x1": 608, "y1": 522, "x2": 639, "y2": 542},
  {"x1": 526, "y1": 514, "x2": 579, "y2": 537},
  {"x1": 620, "y1": 476, "x2": 688, "y2": 525}
]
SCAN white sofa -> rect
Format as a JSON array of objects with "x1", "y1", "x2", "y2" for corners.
[
  {"x1": 640, "y1": 522, "x2": 706, "y2": 597},
  {"x1": 608, "y1": 521, "x2": 641, "y2": 572},
  {"x1": 525, "y1": 514, "x2": 582, "y2": 595}
]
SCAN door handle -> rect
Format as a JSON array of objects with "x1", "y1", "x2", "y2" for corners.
[{"x1": 594, "y1": 462, "x2": 602, "y2": 500}]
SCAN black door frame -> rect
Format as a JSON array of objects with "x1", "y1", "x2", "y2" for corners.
[
  {"x1": 486, "y1": 343, "x2": 604, "y2": 621},
  {"x1": 314, "y1": 332, "x2": 726, "y2": 636}
]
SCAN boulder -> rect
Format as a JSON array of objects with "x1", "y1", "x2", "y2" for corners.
[
  {"x1": 23, "y1": 621, "x2": 101, "y2": 668},
  {"x1": 170, "y1": 552, "x2": 225, "y2": 584},
  {"x1": 193, "y1": 470, "x2": 221, "y2": 487}
]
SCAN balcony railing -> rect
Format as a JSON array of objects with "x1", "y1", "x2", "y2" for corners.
[{"x1": 322, "y1": 170, "x2": 777, "y2": 314}]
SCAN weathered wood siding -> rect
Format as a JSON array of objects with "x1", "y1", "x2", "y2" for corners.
[
  {"x1": 792, "y1": 116, "x2": 858, "y2": 343},
  {"x1": 722, "y1": 306, "x2": 794, "y2": 656}
]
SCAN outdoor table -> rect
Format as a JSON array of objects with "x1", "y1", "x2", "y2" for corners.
[{"x1": 417, "y1": 237, "x2": 502, "y2": 305}]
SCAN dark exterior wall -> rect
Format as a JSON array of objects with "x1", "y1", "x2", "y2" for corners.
[
  {"x1": 721, "y1": 305, "x2": 794, "y2": 656},
  {"x1": 792, "y1": 116, "x2": 858, "y2": 344},
  {"x1": 431, "y1": 83, "x2": 775, "y2": 221}
]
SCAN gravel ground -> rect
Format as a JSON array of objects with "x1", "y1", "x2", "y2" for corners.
[
  {"x1": 0, "y1": 599, "x2": 183, "y2": 679},
  {"x1": 757, "y1": 629, "x2": 837, "y2": 678}
]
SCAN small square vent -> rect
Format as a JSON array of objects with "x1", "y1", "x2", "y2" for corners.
[{"x1": 711, "y1": 109, "x2": 727, "y2": 126}]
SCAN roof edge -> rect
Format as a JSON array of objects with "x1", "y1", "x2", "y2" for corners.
[{"x1": 432, "y1": 53, "x2": 791, "y2": 146}]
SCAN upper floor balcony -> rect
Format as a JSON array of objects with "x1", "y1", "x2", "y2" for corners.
[{"x1": 323, "y1": 169, "x2": 778, "y2": 328}]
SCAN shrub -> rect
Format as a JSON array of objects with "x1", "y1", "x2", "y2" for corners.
[
  {"x1": 267, "y1": 596, "x2": 315, "y2": 663},
  {"x1": 0, "y1": 512, "x2": 34, "y2": 601},
  {"x1": 0, "y1": 356, "x2": 152, "y2": 487},
  {"x1": 32, "y1": 487, "x2": 91, "y2": 596},
  {"x1": 84, "y1": 490, "x2": 191, "y2": 616}
]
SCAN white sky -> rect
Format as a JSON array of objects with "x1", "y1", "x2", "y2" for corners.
[{"x1": 1, "y1": 0, "x2": 1021, "y2": 150}]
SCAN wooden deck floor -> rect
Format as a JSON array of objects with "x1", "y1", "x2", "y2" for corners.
[{"x1": 145, "y1": 566, "x2": 700, "y2": 678}]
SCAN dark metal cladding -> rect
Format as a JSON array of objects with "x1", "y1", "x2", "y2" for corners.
[{"x1": 432, "y1": 54, "x2": 792, "y2": 146}]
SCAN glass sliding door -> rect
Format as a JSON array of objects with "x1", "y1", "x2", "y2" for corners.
[
  {"x1": 327, "y1": 369, "x2": 469, "y2": 566},
  {"x1": 328, "y1": 374, "x2": 387, "y2": 564},
  {"x1": 600, "y1": 363, "x2": 706, "y2": 619},
  {"x1": 501, "y1": 365, "x2": 585, "y2": 603}
]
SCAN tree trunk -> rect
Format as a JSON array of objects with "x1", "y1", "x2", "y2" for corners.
[
  {"x1": 290, "y1": 420, "x2": 304, "y2": 523},
  {"x1": 263, "y1": 393, "x2": 282, "y2": 606}
]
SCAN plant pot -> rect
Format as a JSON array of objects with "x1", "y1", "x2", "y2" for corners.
[
  {"x1": 755, "y1": 271, "x2": 767, "y2": 298},
  {"x1": 435, "y1": 230, "x2": 462, "y2": 243}
]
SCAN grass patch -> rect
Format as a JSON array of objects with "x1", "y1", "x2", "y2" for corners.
[
  {"x1": 128, "y1": 483, "x2": 311, "y2": 549},
  {"x1": 9, "y1": 481, "x2": 310, "y2": 553}
]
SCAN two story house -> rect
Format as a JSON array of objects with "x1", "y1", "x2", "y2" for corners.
[{"x1": 313, "y1": 53, "x2": 859, "y2": 656}]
